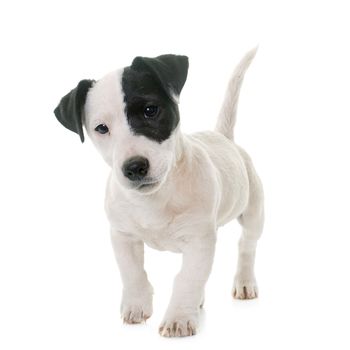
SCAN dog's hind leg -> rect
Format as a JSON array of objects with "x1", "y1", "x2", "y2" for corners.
[{"x1": 233, "y1": 150, "x2": 264, "y2": 299}]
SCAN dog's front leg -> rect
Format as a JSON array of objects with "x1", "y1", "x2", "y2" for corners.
[
  {"x1": 159, "y1": 229, "x2": 216, "y2": 337},
  {"x1": 110, "y1": 229, "x2": 153, "y2": 324}
]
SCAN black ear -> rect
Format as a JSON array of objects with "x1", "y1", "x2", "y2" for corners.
[
  {"x1": 54, "y1": 79, "x2": 94, "y2": 143},
  {"x1": 131, "y1": 54, "x2": 189, "y2": 99}
]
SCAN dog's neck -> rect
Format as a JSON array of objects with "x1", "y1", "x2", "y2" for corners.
[
  {"x1": 146, "y1": 128, "x2": 190, "y2": 200},
  {"x1": 174, "y1": 125, "x2": 186, "y2": 164}
]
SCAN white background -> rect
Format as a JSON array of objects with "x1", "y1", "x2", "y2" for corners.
[{"x1": 1, "y1": 0, "x2": 349, "y2": 349}]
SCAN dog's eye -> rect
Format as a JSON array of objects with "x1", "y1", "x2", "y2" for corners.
[
  {"x1": 94, "y1": 124, "x2": 109, "y2": 134},
  {"x1": 144, "y1": 105, "x2": 159, "y2": 118}
]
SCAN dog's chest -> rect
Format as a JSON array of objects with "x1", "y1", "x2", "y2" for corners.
[{"x1": 107, "y1": 197, "x2": 190, "y2": 253}]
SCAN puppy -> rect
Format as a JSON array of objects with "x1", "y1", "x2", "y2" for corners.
[{"x1": 54, "y1": 48, "x2": 264, "y2": 337}]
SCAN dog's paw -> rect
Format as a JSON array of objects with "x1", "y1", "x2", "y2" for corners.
[
  {"x1": 159, "y1": 311, "x2": 198, "y2": 337},
  {"x1": 232, "y1": 277, "x2": 259, "y2": 300},
  {"x1": 121, "y1": 289, "x2": 153, "y2": 324},
  {"x1": 122, "y1": 304, "x2": 152, "y2": 324}
]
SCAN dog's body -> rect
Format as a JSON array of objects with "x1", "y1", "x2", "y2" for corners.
[
  {"x1": 54, "y1": 48, "x2": 264, "y2": 337},
  {"x1": 106, "y1": 131, "x2": 257, "y2": 250}
]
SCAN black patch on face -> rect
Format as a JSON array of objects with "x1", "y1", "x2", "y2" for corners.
[{"x1": 122, "y1": 54, "x2": 189, "y2": 143}]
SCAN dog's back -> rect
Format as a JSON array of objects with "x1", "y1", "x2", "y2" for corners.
[
  {"x1": 186, "y1": 47, "x2": 260, "y2": 226},
  {"x1": 188, "y1": 131, "x2": 250, "y2": 225}
]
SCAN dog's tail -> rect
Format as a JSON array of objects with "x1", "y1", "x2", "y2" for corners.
[{"x1": 215, "y1": 47, "x2": 258, "y2": 141}]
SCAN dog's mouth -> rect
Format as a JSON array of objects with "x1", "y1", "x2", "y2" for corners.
[
  {"x1": 126, "y1": 170, "x2": 168, "y2": 194},
  {"x1": 138, "y1": 182, "x2": 157, "y2": 189},
  {"x1": 133, "y1": 178, "x2": 160, "y2": 192}
]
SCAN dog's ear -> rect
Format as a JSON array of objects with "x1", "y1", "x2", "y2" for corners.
[
  {"x1": 131, "y1": 54, "x2": 189, "y2": 99},
  {"x1": 54, "y1": 79, "x2": 94, "y2": 143}
]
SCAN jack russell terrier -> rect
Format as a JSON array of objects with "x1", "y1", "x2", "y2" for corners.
[{"x1": 54, "y1": 48, "x2": 264, "y2": 337}]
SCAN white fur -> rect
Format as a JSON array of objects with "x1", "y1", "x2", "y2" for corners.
[
  {"x1": 83, "y1": 49, "x2": 264, "y2": 337},
  {"x1": 216, "y1": 47, "x2": 258, "y2": 141}
]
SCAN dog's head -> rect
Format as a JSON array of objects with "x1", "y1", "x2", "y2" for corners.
[{"x1": 54, "y1": 54, "x2": 188, "y2": 194}]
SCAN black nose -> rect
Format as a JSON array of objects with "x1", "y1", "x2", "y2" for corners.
[{"x1": 122, "y1": 156, "x2": 149, "y2": 181}]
